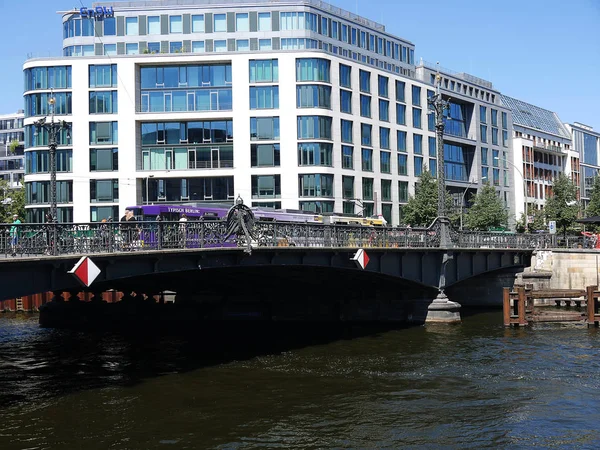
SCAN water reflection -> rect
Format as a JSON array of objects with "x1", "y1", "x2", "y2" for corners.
[{"x1": 1, "y1": 313, "x2": 600, "y2": 449}]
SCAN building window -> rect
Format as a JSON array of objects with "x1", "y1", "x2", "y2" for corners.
[
  {"x1": 396, "y1": 103, "x2": 406, "y2": 125},
  {"x1": 398, "y1": 154, "x2": 408, "y2": 175},
  {"x1": 428, "y1": 137, "x2": 436, "y2": 157},
  {"x1": 90, "y1": 148, "x2": 118, "y2": 171},
  {"x1": 480, "y1": 105, "x2": 487, "y2": 124},
  {"x1": 361, "y1": 123, "x2": 372, "y2": 146},
  {"x1": 380, "y1": 151, "x2": 391, "y2": 173},
  {"x1": 502, "y1": 130, "x2": 508, "y2": 147},
  {"x1": 397, "y1": 130, "x2": 407, "y2": 152},
  {"x1": 481, "y1": 147, "x2": 488, "y2": 166},
  {"x1": 91, "y1": 206, "x2": 119, "y2": 222},
  {"x1": 362, "y1": 177, "x2": 373, "y2": 200},
  {"x1": 251, "y1": 117, "x2": 279, "y2": 140},
  {"x1": 126, "y1": 43, "x2": 139, "y2": 55},
  {"x1": 493, "y1": 168, "x2": 500, "y2": 186},
  {"x1": 236, "y1": 40, "x2": 249, "y2": 51},
  {"x1": 340, "y1": 64, "x2": 352, "y2": 88},
  {"x1": 502, "y1": 112, "x2": 508, "y2": 129},
  {"x1": 360, "y1": 95, "x2": 371, "y2": 118},
  {"x1": 381, "y1": 179, "x2": 392, "y2": 201},
  {"x1": 396, "y1": 80, "x2": 405, "y2": 102},
  {"x1": 340, "y1": 89, "x2": 352, "y2": 114},
  {"x1": 103, "y1": 17, "x2": 116, "y2": 36},
  {"x1": 89, "y1": 91, "x2": 118, "y2": 114},
  {"x1": 342, "y1": 145, "x2": 353, "y2": 169},
  {"x1": 491, "y1": 109, "x2": 498, "y2": 127},
  {"x1": 104, "y1": 44, "x2": 117, "y2": 55},
  {"x1": 147, "y1": 16, "x2": 160, "y2": 34},
  {"x1": 249, "y1": 86, "x2": 279, "y2": 109},
  {"x1": 25, "y1": 150, "x2": 72, "y2": 174},
  {"x1": 492, "y1": 127, "x2": 498, "y2": 145},
  {"x1": 412, "y1": 85, "x2": 421, "y2": 106},
  {"x1": 249, "y1": 59, "x2": 278, "y2": 83},
  {"x1": 25, "y1": 93, "x2": 72, "y2": 117},
  {"x1": 341, "y1": 119, "x2": 353, "y2": 143},
  {"x1": 170, "y1": 42, "x2": 183, "y2": 53},
  {"x1": 413, "y1": 108, "x2": 422, "y2": 128},
  {"x1": 258, "y1": 12, "x2": 271, "y2": 31},
  {"x1": 26, "y1": 181, "x2": 73, "y2": 204},
  {"x1": 214, "y1": 40, "x2": 226, "y2": 52},
  {"x1": 296, "y1": 58, "x2": 330, "y2": 82},
  {"x1": 480, "y1": 124, "x2": 488, "y2": 143},
  {"x1": 359, "y1": 70, "x2": 370, "y2": 93},
  {"x1": 297, "y1": 116, "x2": 332, "y2": 139},
  {"x1": 378, "y1": 75, "x2": 388, "y2": 98},
  {"x1": 444, "y1": 101, "x2": 468, "y2": 138},
  {"x1": 362, "y1": 148, "x2": 373, "y2": 171},
  {"x1": 251, "y1": 143, "x2": 280, "y2": 167},
  {"x1": 380, "y1": 127, "x2": 390, "y2": 149},
  {"x1": 299, "y1": 174, "x2": 334, "y2": 197},
  {"x1": 379, "y1": 100, "x2": 389, "y2": 122},
  {"x1": 298, "y1": 142, "x2": 333, "y2": 166},
  {"x1": 413, "y1": 134, "x2": 422, "y2": 154},
  {"x1": 170, "y1": 15, "x2": 182, "y2": 33},
  {"x1": 192, "y1": 41, "x2": 205, "y2": 53},
  {"x1": 236, "y1": 13, "x2": 249, "y2": 32},
  {"x1": 493, "y1": 149, "x2": 499, "y2": 167},
  {"x1": 297, "y1": 85, "x2": 331, "y2": 109},
  {"x1": 90, "y1": 179, "x2": 118, "y2": 203},
  {"x1": 89, "y1": 65, "x2": 117, "y2": 88},
  {"x1": 214, "y1": 14, "x2": 226, "y2": 32},
  {"x1": 342, "y1": 176, "x2": 354, "y2": 199},
  {"x1": 125, "y1": 17, "x2": 138, "y2": 36},
  {"x1": 89, "y1": 122, "x2": 118, "y2": 145},
  {"x1": 192, "y1": 14, "x2": 204, "y2": 33},
  {"x1": 259, "y1": 39, "x2": 272, "y2": 50},
  {"x1": 414, "y1": 156, "x2": 423, "y2": 176},
  {"x1": 252, "y1": 175, "x2": 281, "y2": 199},
  {"x1": 147, "y1": 42, "x2": 160, "y2": 53}
]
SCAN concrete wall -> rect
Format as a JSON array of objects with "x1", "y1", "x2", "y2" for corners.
[{"x1": 522, "y1": 249, "x2": 600, "y2": 290}]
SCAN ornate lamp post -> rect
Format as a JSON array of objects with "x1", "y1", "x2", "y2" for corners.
[
  {"x1": 425, "y1": 64, "x2": 461, "y2": 323},
  {"x1": 33, "y1": 94, "x2": 71, "y2": 255},
  {"x1": 427, "y1": 65, "x2": 451, "y2": 246}
]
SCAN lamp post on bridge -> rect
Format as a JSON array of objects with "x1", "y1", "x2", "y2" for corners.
[
  {"x1": 425, "y1": 63, "x2": 461, "y2": 323},
  {"x1": 33, "y1": 93, "x2": 71, "y2": 256}
]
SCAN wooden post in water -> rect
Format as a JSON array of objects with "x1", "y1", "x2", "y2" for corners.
[
  {"x1": 587, "y1": 285, "x2": 598, "y2": 328},
  {"x1": 518, "y1": 287, "x2": 527, "y2": 326},
  {"x1": 503, "y1": 288, "x2": 511, "y2": 327}
]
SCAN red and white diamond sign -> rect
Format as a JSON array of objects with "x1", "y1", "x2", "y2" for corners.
[
  {"x1": 351, "y1": 248, "x2": 370, "y2": 269},
  {"x1": 68, "y1": 256, "x2": 101, "y2": 287}
]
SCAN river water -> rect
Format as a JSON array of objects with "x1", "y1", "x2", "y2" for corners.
[{"x1": 1, "y1": 312, "x2": 600, "y2": 449}]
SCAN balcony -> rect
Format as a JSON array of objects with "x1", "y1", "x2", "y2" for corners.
[{"x1": 533, "y1": 142, "x2": 565, "y2": 154}]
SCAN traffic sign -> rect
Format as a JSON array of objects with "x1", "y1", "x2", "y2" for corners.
[
  {"x1": 548, "y1": 220, "x2": 557, "y2": 235},
  {"x1": 68, "y1": 256, "x2": 101, "y2": 286},
  {"x1": 351, "y1": 248, "x2": 370, "y2": 269}
]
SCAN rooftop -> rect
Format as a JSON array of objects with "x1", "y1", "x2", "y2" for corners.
[
  {"x1": 75, "y1": 0, "x2": 388, "y2": 32},
  {"x1": 500, "y1": 95, "x2": 571, "y2": 139}
]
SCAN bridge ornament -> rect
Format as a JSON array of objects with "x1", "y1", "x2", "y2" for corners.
[{"x1": 223, "y1": 196, "x2": 256, "y2": 254}]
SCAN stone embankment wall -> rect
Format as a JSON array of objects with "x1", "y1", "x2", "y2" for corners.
[{"x1": 518, "y1": 249, "x2": 600, "y2": 291}]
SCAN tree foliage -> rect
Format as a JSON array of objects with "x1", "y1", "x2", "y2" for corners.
[
  {"x1": 544, "y1": 173, "x2": 579, "y2": 237},
  {"x1": 8, "y1": 140, "x2": 19, "y2": 154},
  {"x1": 0, "y1": 180, "x2": 25, "y2": 223},
  {"x1": 464, "y1": 184, "x2": 508, "y2": 230},
  {"x1": 402, "y1": 170, "x2": 452, "y2": 227},
  {"x1": 585, "y1": 176, "x2": 600, "y2": 231}
]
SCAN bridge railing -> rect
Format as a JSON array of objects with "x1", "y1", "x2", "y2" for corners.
[{"x1": 0, "y1": 221, "x2": 559, "y2": 258}]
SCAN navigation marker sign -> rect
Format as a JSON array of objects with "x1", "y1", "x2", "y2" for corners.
[
  {"x1": 351, "y1": 248, "x2": 370, "y2": 269},
  {"x1": 68, "y1": 256, "x2": 101, "y2": 287}
]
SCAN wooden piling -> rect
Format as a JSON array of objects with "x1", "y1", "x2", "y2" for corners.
[
  {"x1": 503, "y1": 288, "x2": 511, "y2": 327},
  {"x1": 517, "y1": 287, "x2": 527, "y2": 326},
  {"x1": 587, "y1": 285, "x2": 598, "y2": 328}
]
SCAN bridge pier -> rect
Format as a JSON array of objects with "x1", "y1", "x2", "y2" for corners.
[{"x1": 425, "y1": 291, "x2": 461, "y2": 323}]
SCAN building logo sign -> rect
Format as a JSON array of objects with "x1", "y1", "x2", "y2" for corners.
[{"x1": 79, "y1": 6, "x2": 115, "y2": 19}]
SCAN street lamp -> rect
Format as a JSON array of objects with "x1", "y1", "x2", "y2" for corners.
[
  {"x1": 494, "y1": 156, "x2": 527, "y2": 230},
  {"x1": 427, "y1": 64, "x2": 451, "y2": 247},
  {"x1": 33, "y1": 93, "x2": 71, "y2": 255},
  {"x1": 459, "y1": 176, "x2": 486, "y2": 231}
]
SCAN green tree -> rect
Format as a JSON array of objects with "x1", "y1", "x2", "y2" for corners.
[
  {"x1": 8, "y1": 140, "x2": 20, "y2": 154},
  {"x1": 464, "y1": 184, "x2": 508, "y2": 231},
  {"x1": 0, "y1": 180, "x2": 25, "y2": 223},
  {"x1": 402, "y1": 170, "x2": 452, "y2": 227},
  {"x1": 585, "y1": 176, "x2": 600, "y2": 229},
  {"x1": 544, "y1": 173, "x2": 578, "y2": 238}
]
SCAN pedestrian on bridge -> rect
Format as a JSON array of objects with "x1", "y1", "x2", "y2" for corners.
[{"x1": 10, "y1": 214, "x2": 21, "y2": 257}]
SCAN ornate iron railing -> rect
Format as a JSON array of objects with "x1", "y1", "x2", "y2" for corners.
[{"x1": 0, "y1": 220, "x2": 557, "y2": 258}]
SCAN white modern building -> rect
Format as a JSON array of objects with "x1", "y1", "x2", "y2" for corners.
[
  {"x1": 0, "y1": 111, "x2": 25, "y2": 189},
  {"x1": 500, "y1": 95, "x2": 577, "y2": 222},
  {"x1": 567, "y1": 122, "x2": 600, "y2": 208},
  {"x1": 23, "y1": 0, "x2": 513, "y2": 224}
]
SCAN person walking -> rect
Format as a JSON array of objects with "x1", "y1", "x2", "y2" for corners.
[
  {"x1": 179, "y1": 213, "x2": 188, "y2": 248},
  {"x1": 10, "y1": 214, "x2": 21, "y2": 257}
]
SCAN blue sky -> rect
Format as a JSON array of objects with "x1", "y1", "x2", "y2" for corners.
[{"x1": 1, "y1": 0, "x2": 599, "y2": 130}]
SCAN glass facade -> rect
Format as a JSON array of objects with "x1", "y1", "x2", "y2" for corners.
[{"x1": 24, "y1": 66, "x2": 71, "y2": 91}]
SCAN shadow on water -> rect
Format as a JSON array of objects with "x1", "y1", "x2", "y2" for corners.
[{"x1": 0, "y1": 313, "x2": 413, "y2": 410}]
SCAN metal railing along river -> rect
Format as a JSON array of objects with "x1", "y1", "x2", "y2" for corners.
[{"x1": 0, "y1": 221, "x2": 556, "y2": 258}]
